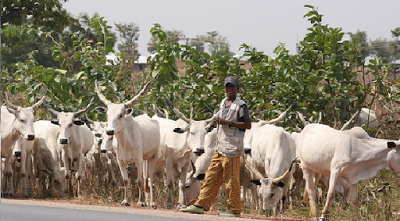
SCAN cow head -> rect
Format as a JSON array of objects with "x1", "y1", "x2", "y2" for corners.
[
  {"x1": 3, "y1": 94, "x2": 46, "y2": 141},
  {"x1": 54, "y1": 167, "x2": 66, "y2": 197},
  {"x1": 44, "y1": 98, "x2": 94, "y2": 145},
  {"x1": 95, "y1": 80, "x2": 150, "y2": 136},
  {"x1": 247, "y1": 157, "x2": 296, "y2": 212},
  {"x1": 387, "y1": 141, "x2": 400, "y2": 173},
  {"x1": 165, "y1": 95, "x2": 215, "y2": 155},
  {"x1": 100, "y1": 131, "x2": 115, "y2": 153},
  {"x1": 86, "y1": 114, "x2": 107, "y2": 151}
]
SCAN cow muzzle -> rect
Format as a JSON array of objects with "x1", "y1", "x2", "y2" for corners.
[
  {"x1": 106, "y1": 129, "x2": 114, "y2": 135},
  {"x1": 14, "y1": 151, "x2": 22, "y2": 157},
  {"x1": 101, "y1": 149, "x2": 107, "y2": 153},
  {"x1": 27, "y1": 134, "x2": 35, "y2": 140},
  {"x1": 60, "y1": 139, "x2": 68, "y2": 144},
  {"x1": 193, "y1": 148, "x2": 205, "y2": 156}
]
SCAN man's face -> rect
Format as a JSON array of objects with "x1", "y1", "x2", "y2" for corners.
[{"x1": 224, "y1": 83, "x2": 239, "y2": 97}]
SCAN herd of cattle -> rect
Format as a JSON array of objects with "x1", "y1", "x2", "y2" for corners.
[{"x1": 2, "y1": 81, "x2": 400, "y2": 220}]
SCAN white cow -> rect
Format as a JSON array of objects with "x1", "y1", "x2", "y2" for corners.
[
  {"x1": 156, "y1": 97, "x2": 215, "y2": 209},
  {"x1": 1, "y1": 94, "x2": 45, "y2": 197},
  {"x1": 296, "y1": 123, "x2": 400, "y2": 220},
  {"x1": 43, "y1": 98, "x2": 94, "y2": 197},
  {"x1": 85, "y1": 115, "x2": 117, "y2": 186},
  {"x1": 245, "y1": 123, "x2": 297, "y2": 215},
  {"x1": 31, "y1": 120, "x2": 66, "y2": 197},
  {"x1": 95, "y1": 81, "x2": 160, "y2": 207}
]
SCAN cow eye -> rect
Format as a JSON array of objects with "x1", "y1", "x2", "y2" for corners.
[
  {"x1": 190, "y1": 131, "x2": 195, "y2": 135},
  {"x1": 68, "y1": 123, "x2": 73, "y2": 127},
  {"x1": 20, "y1": 119, "x2": 25, "y2": 123},
  {"x1": 270, "y1": 193, "x2": 275, "y2": 198},
  {"x1": 118, "y1": 114, "x2": 123, "y2": 119},
  {"x1": 95, "y1": 133, "x2": 101, "y2": 138}
]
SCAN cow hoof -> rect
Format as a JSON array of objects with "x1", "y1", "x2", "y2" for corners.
[
  {"x1": 318, "y1": 218, "x2": 327, "y2": 221},
  {"x1": 150, "y1": 205, "x2": 157, "y2": 209},
  {"x1": 120, "y1": 202, "x2": 130, "y2": 206},
  {"x1": 137, "y1": 202, "x2": 147, "y2": 207}
]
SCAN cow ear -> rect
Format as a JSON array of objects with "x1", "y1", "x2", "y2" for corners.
[
  {"x1": 95, "y1": 106, "x2": 107, "y2": 114},
  {"x1": 206, "y1": 124, "x2": 215, "y2": 133},
  {"x1": 173, "y1": 128, "x2": 186, "y2": 133},
  {"x1": 276, "y1": 181, "x2": 285, "y2": 188},
  {"x1": 51, "y1": 119, "x2": 59, "y2": 125},
  {"x1": 126, "y1": 108, "x2": 133, "y2": 115},
  {"x1": 250, "y1": 179, "x2": 261, "y2": 185},
  {"x1": 197, "y1": 174, "x2": 205, "y2": 180},
  {"x1": 73, "y1": 120, "x2": 85, "y2": 126}
]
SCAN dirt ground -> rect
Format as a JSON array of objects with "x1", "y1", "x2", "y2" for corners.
[{"x1": 1, "y1": 198, "x2": 307, "y2": 221}]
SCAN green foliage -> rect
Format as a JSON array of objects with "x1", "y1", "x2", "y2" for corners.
[{"x1": 1, "y1": 0, "x2": 69, "y2": 32}]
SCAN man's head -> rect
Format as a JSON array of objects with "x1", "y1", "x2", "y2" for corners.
[{"x1": 224, "y1": 76, "x2": 239, "y2": 99}]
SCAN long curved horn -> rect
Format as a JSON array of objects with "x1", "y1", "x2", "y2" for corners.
[
  {"x1": 3, "y1": 93, "x2": 19, "y2": 110},
  {"x1": 272, "y1": 157, "x2": 298, "y2": 184},
  {"x1": 260, "y1": 105, "x2": 292, "y2": 125},
  {"x1": 205, "y1": 110, "x2": 221, "y2": 124},
  {"x1": 43, "y1": 101, "x2": 60, "y2": 117},
  {"x1": 297, "y1": 111, "x2": 309, "y2": 126},
  {"x1": 317, "y1": 111, "x2": 322, "y2": 124},
  {"x1": 287, "y1": 117, "x2": 302, "y2": 132},
  {"x1": 152, "y1": 104, "x2": 158, "y2": 116},
  {"x1": 85, "y1": 113, "x2": 96, "y2": 124},
  {"x1": 95, "y1": 80, "x2": 112, "y2": 106},
  {"x1": 165, "y1": 95, "x2": 190, "y2": 123},
  {"x1": 73, "y1": 97, "x2": 94, "y2": 118},
  {"x1": 190, "y1": 105, "x2": 194, "y2": 120},
  {"x1": 244, "y1": 158, "x2": 264, "y2": 180},
  {"x1": 340, "y1": 110, "x2": 359, "y2": 130},
  {"x1": 160, "y1": 108, "x2": 169, "y2": 119},
  {"x1": 31, "y1": 95, "x2": 46, "y2": 109},
  {"x1": 124, "y1": 81, "x2": 151, "y2": 108}
]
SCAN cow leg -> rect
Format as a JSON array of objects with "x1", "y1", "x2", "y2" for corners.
[
  {"x1": 117, "y1": 158, "x2": 130, "y2": 206},
  {"x1": 178, "y1": 161, "x2": 189, "y2": 208},
  {"x1": 303, "y1": 167, "x2": 318, "y2": 219},
  {"x1": 21, "y1": 151, "x2": 31, "y2": 197},
  {"x1": 321, "y1": 171, "x2": 339, "y2": 219},
  {"x1": 75, "y1": 151, "x2": 83, "y2": 197},
  {"x1": 136, "y1": 157, "x2": 146, "y2": 207},
  {"x1": 106, "y1": 153, "x2": 117, "y2": 186},
  {"x1": 146, "y1": 157, "x2": 157, "y2": 208},
  {"x1": 2, "y1": 154, "x2": 14, "y2": 197},
  {"x1": 62, "y1": 148, "x2": 71, "y2": 179},
  {"x1": 165, "y1": 159, "x2": 174, "y2": 209}
]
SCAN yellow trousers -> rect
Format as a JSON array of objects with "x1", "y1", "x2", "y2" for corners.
[{"x1": 194, "y1": 152, "x2": 242, "y2": 214}]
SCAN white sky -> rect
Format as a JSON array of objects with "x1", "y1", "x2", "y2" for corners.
[{"x1": 63, "y1": 0, "x2": 400, "y2": 57}]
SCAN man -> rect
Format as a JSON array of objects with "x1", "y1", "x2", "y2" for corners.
[{"x1": 181, "y1": 76, "x2": 251, "y2": 217}]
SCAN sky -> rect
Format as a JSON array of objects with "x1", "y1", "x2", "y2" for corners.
[{"x1": 63, "y1": 0, "x2": 400, "y2": 57}]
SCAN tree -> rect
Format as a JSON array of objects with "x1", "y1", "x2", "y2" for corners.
[
  {"x1": 370, "y1": 37, "x2": 391, "y2": 63},
  {"x1": 200, "y1": 31, "x2": 233, "y2": 56},
  {"x1": 348, "y1": 30, "x2": 370, "y2": 61},
  {"x1": 147, "y1": 29, "x2": 185, "y2": 53},
  {"x1": 1, "y1": 0, "x2": 69, "y2": 32},
  {"x1": 390, "y1": 27, "x2": 400, "y2": 61},
  {"x1": 115, "y1": 22, "x2": 140, "y2": 60}
]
